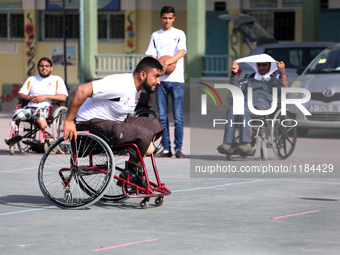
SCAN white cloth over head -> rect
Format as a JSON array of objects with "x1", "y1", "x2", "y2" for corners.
[{"x1": 236, "y1": 54, "x2": 278, "y2": 80}]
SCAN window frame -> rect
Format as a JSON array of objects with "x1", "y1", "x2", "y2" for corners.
[
  {"x1": 39, "y1": 10, "x2": 125, "y2": 42},
  {"x1": 0, "y1": 11, "x2": 24, "y2": 41},
  {"x1": 245, "y1": 10, "x2": 295, "y2": 42},
  {"x1": 39, "y1": 10, "x2": 80, "y2": 41},
  {"x1": 98, "y1": 11, "x2": 125, "y2": 42}
]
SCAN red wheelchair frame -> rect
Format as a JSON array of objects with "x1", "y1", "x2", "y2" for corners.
[
  {"x1": 115, "y1": 143, "x2": 171, "y2": 203},
  {"x1": 6, "y1": 101, "x2": 67, "y2": 155},
  {"x1": 38, "y1": 127, "x2": 171, "y2": 209}
]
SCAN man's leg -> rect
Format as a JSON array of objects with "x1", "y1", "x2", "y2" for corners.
[
  {"x1": 217, "y1": 106, "x2": 236, "y2": 154},
  {"x1": 12, "y1": 108, "x2": 32, "y2": 122},
  {"x1": 155, "y1": 82, "x2": 171, "y2": 155},
  {"x1": 35, "y1": 119, "x2": 48, "y2": 130},
  {"x1": 77, "y1": 118, "x2": 164, "y2": 188},
  {"x1": 241, "y1": 110, "x2": 252, "y2": 144},
  {"x1": 238, "y1": 106, "x2": 252, "y2": 154},
  {"x1": 34, "y1": 107, "x2": 49, "y2": 130},
  {"x1": 223, "y1": 106, "x2": 237, "y2": 144},
  {"x1": 170, "y1": 82, "x2": 185, "y2": 158}
]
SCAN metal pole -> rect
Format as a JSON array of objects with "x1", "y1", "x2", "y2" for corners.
[
  {"x1": 79, "y1": 0, "x2": 84, "y2": 83},
  {"x1": 63, "y1": 0, "x2": 67, "y2": 88}
]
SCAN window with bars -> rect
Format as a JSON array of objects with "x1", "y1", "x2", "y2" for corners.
[
  {"x1": 98, "y1": 12, "x2": 124, "y2": 41},
  {"x1": 245, "y1": 11, "x2": 295, "y2": 41},
  {"x1": 274, "y1": 12, "x2": 295, "y2": 41},
  {"x1": 39, "y1": 11, "x2": 124, "y2": 41},
  {"x1": 0, "y1": 11, "x2": 24, "y2": 40},
  {"x1": 40, "y1": 11, "x2": 79, "y2": 40}
]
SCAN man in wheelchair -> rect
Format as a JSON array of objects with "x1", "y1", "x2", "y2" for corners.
[
  {"x1": 10, "y1": 57, "x2": 68, "y2": 130},
  {"x1": 63, "y1": 57, "x2": 165, "y2": 188},
  {"x1": 217, "y1": 54, "x2": 287, "y2": 156},
  {"x1": 5, "y1": 57, "x2": 68, "y2": 148}
]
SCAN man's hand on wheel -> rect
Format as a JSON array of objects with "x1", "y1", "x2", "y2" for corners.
[{"x1": 64, "y1": 120, "x2": 77, "y2": 141}]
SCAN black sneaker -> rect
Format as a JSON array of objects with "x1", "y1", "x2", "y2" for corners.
[
  {"x1": 128, "y1": 165, "x2": 147, "y2": 188},
  {"x1": 5, "y1": 136, "x2": 22, "y2": 146},
  {"x1": 22, "y1": 139, "x2": 41, "y2": 146},
  {"x1": 116, "y1": 164, "x2": 147, "y2": 188}
]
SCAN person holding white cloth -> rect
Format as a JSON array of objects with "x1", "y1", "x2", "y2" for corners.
[{"x1": 217, "y1": 54, "x2": 287, "y2": 155}]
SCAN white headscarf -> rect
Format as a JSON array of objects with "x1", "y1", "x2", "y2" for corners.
[{"x1": 236, "y1": 54, "x2": 277, "y2": 81}]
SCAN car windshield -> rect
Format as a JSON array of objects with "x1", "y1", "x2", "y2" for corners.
[
  {"x1": 307, "y1": 47, "x2": 340, "y2": 73},
  {"x1": 264, "y1": 47, "x2": 326, "y2": 69}
]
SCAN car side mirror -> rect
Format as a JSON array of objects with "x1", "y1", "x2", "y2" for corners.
[{"x1": 296, "y1": 66, "x2": 306, "y2": 75}]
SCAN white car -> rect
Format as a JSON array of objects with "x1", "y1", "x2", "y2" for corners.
[
  {"x1": 287, "y1": 43, "x2": 340, "y2": 136},
  {"x1": 239, "y1": 42, "x2": 334, "y2": 79},
  {"x1": 219, "y1": 14, "x2": 334, "y2": 79}
]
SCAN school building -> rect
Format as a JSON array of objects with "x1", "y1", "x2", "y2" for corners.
[{"x1": 1, "y1": 0, "x2": 339, "y2": 112}]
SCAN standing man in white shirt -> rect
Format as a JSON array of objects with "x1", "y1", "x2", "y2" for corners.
[{"x1": 145, "y1": 6, "x2": 187, "y2": 158}]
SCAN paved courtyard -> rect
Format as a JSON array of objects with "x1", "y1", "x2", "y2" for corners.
[{"x1": 0, "y1": 113, "x2": 340, "y2": 254}]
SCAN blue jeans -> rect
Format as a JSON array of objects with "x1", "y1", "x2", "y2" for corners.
[
  {"x1": 223, "y1": 104, "x2": 252, "y2": 144},
  {"x1": 155, "y1": 82, "x2": 184, "y2": 152}
]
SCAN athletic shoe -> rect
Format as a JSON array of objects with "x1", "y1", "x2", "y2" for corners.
[{"x1": 217, "y1": 143, "x2": 232, "y2": 154}]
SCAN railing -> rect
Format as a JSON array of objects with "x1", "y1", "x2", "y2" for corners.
[
  {"x1": 96, "y1": 54, "x2": 147, "y2": 74},
  {"x1": 95, "y1": 54, "x2": 245, "y2": 77},
  {"x1": 202, "y1": 55, "x2": 245, "y2": 77}
]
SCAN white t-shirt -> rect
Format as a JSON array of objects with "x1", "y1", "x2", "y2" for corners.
[
  {"x1": 145, "y1": 27, "x2": 187, "y2": 83},
  {"x1": 76, "y1": 73, "x2": 141, "y2": 123},
  {"x1": 19, "y1": 75, "x2": 68, "y2": 108}
]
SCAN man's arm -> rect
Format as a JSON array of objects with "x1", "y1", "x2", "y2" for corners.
[
  {"x1": 157, "y1": 49, "x2": 185, "y2": 74},
  {"x1": 276, "y1": 61, "x2": 288, "y2": 87},
  {"x1": 18, "y1": 93, "x2": 67, "y2": 104},
  {"x1": 17, "y1": 93, "x2": 33, "y2": 102},
  {"x1": 164, "y1": 49, "x2": 185, "y2": 65},
  {"x1": 63, "y1": 82, "x2": 93, "y2": 141},
  {"x1": 230, "y1": 61, "x2": 240, "y2": 86}
]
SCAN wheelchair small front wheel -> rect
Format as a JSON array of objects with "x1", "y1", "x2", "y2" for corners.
[
  {"x1": 9, "y1": 145, "x2": 15, "y2": 155},
  {"x1": 140, "y1": 198, "x2": 150, "y2": 209},
  {"x1": 155, "y1": 196, "x2": 164, "y2": 206},
  {"x1": 44, "y1": 139, "x2": 58, "y2": 155},
  {"x1": 260, "y1": 141, "x2": 268, "y2": 161}
]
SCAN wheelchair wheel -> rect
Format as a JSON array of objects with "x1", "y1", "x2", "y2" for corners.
[
  {"x1": 76, "y1": 126, "x2": 128, "y2": 202},
  {"x1": 38, "y1": 133, "x2": 114, "y2": 209},
  {"x1": 271, "y1": 109, "x2": 297, "y2": 160},
  {"x1": 134, "y1": 109, "x2": 163, "y2": 154},
  {"x1": 17, "y1": 121, "x2": 32, "y2": 153},
  {"x1": 100, "y1": 147, "x2": 130, "y2": 202},
  {"x1": 52, "y1": 106, "x2": 68, "y2": 154}
]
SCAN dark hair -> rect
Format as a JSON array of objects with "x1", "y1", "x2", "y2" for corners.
[
  {"x1": 134, "y1": 57, "x2": 163, "y2": 74},
  {"x1": 160, "y1": 6, "x2": 175, "y2": 16},
  {"x1": 38, "y1": 57, "x2": 53, "y2": 67}
]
